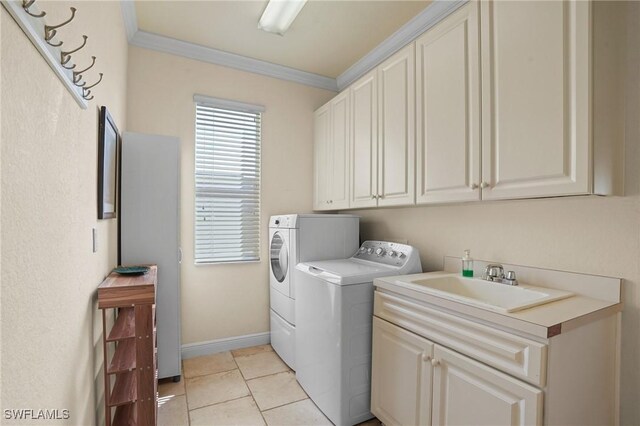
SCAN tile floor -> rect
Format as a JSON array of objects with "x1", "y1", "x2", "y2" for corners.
[{"x1": 157, "y1": 344, "x2": 382, "y2": 426}]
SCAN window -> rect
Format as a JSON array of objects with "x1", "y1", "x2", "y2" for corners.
[{"x1": 194, "y1": 95, "x2": 263, "y2": 264}]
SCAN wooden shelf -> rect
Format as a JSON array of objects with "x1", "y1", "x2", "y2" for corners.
[
  {"x1": 113, "y1": 402, "x2": 137, "y2": 426},
  {"x1": 108, "y1": 334, "x2": 136, "y2": 374},
  {"x1": 98, "y1": 267, "x2": 157, "y2": 309},
  {"x1": 108, "y1": 308, "x2": 136, "y2": 341},
  {"x1": 99, "y1": 265, "x2": 157, "y2": 426},
  {"x1": 109, "y1": 371, "x2": 137, "y2": 407}
]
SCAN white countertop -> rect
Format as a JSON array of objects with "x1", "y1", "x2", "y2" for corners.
[{"x1": 374, "y1": 270, "x2": 622, "y2": 340}]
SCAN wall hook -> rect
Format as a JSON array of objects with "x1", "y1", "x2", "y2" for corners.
[
  {"x1": 44, "y1": 7, "x2": 76, "y2": 46},
  {"x1": 60, "y1": 35, "x2": 89, "y2": 65},
  {"x1": 82, "y1": 73, "x2": 102, "y2": 99},
  {"x1": 61, "y1": 35, "x2": 87, "y2": 67},
  {"x1": 83, "y1": 72, "x2": 103, "y2": 91},
  {"x1": 22, "y1": 0, "x2": 45, "y2": 18},
  {"x1": 73, "y1": 56, "x2": 96, "y2": 84}
]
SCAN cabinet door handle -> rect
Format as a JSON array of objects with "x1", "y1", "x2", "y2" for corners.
[
  {"x1": 470, "y1": 183, "x2": 478, "y2": 190},
  {"x1": 422, "y1": 353, "x2": 431, "y2": 362},
  {"x1": 431, "y1": 358, "x2": 440, "y2": 367},
  {"x1": 480, "y1": 181, "x2": 490, "y2": 189}
]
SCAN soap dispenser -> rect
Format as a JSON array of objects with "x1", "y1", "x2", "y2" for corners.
[{"x1": 462, "y1": 250, "x2": 474, "y2": 277}]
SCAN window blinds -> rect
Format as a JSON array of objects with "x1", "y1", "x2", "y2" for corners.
[{"x1": 194, "y1": 96, "x2": 263, "y2": 264}]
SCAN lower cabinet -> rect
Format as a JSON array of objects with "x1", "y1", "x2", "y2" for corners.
[
  {"x1": 432, "y1": 345, "x2": 542, "y2": 426},
  {"x1": 371, "y1": 317, "x2": 543, "y2": 426},
  {"x1": 371, "y1": 317, "x2": 433, "y2": 426}
]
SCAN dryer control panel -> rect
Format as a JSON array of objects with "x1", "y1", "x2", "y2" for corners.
[
  {"x1": 269, "y1": 215, "x2": 296, "y2": 228},
  {"x1": 352, "y1": 240, "x2": 416, "y2": 267}
]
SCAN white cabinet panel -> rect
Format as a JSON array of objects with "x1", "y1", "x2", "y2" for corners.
[
  {"x1": 371, "y1": 317, "x2": 433, "y2": 426},
  {"x1": 416, "y1": 2, "x2": 481, "y2": 204},
  {"x1": 378, "y1": 44, "x2": 416, "y2": 207},
  {"x1": 330, "y1": 92, "x2": 350, "y2": 209},
  {"x1": 480, "y1": 0, "x2": 591, "y2": 199},
  {"x1": 313, "y1": 93, "x2": 350, "y2": 211},
  {"x1": 313, "y1": 104, "x2": 331, "y2": 210},
  {"x1": 350, "y1": 70, "x2": 378, "y2": 209},
  {"x1": 121, "y1": 132, "x2": 181, "y2": 379},
  {"x1": 432, "y1": 346, "x2": 543, "y2": 426}
]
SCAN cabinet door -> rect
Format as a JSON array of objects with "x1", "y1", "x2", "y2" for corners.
[
  {"x1": 313, "y1": 104, "x2": 331, "y2": 210},
  {"x1": 371, "y1": 317, "x2": 433, "y2": 426},
  {"x1": 329, "y1": 91, "x2": 350, "y2": 209},
  {"x1": 480, "y1": 0, "x2": 591, "y2": 200},
  {"x1": 378, "y1": 43, "x2": 416, "y2": 207},
  {"x1": 350, "y1": 70, "x2": 378, "y2": 208},
  {"x1": 416, "y1": 2, "x2": 481, "y2": 204},
  {"x1": 432, "y1": 345, "x2": 543, "y2": 426}
]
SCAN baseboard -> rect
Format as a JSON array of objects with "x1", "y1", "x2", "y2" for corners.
[{"x1": 181, "y1": 332, "x2": 271, "y2": 360}]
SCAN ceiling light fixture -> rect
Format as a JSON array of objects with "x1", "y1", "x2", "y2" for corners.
[{"x1": 258, "y1": 0, "x2": 308, "y2": 36}]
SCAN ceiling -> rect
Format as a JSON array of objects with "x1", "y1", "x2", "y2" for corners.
[{"x1": 135, "y1": 1, "x2": 431, "y2": 78}]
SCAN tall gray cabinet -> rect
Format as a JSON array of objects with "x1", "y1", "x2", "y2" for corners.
[{"x1": 121, "y1": 132, "x2": 182, "y2": 381}]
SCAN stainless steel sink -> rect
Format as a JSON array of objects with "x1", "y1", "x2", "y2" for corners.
[{"x1": 395, "y1": 274, "x2": 574, "y2": 313}]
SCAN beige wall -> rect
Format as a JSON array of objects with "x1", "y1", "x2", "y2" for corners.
[
  {"x1": 348, "y1": 5, "x2": 640, "y2": 423},
  {"x1": 126, "y1": 47, "x2": 334, "y2": 345},
  {"x1": 1, "y1": 1, "x2": 128, "y2": 424}
]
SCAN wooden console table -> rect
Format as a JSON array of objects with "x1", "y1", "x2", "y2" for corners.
[{"x1": 99, "y1": 265, "x2": 157, "y2": 426}]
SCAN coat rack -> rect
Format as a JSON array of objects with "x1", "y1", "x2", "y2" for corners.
[{"x1": 1, "y1": 0, "x2": 104, "y2": 109}]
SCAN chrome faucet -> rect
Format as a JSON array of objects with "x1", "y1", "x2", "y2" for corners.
[{"x1": 483, "y1": 264, "x2": 518, "y2": 286}]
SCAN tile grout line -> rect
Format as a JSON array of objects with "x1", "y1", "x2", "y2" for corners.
[
  {"x1": 185, "y1": 376, "x2": 252, "y2": 413},
  {"x1": 179, "y1": 364, "x2": 192, "y2": 426},
  {"x1": 238, "y1": 363, "x2": 270, "y2": 426},
  {"x1": 260, "y1": 397, "x2": 310, "y2": 414},
  {"x1": 178, "y1": 348, "x2": 325, "y2": 425},
  {"x1": 244, "y1": 367, "x2": 296, "y2": 383},
  {"x1": 231, "y1": 348, "x2": 303, "y2": 424}
]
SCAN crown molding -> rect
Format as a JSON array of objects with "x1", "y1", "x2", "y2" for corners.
[
  {"x1": 120, "y1": 0, "x2": 138, "y2": 42},
  {"x1": 336, "y1": 0, "x2": 468, "y2": 90},
  {"x1": 119, "y1": 0, "x2": 466, "y2": 93},
  {"x1": 119, "y1": 1, "x2": 336, "y2": 91},
  {"x1": 129, "y1": 30, "x2": 338, "y2": 91}
]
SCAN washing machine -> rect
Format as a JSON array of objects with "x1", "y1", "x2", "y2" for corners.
[
  {"x1": 295, "y1": 241, "x2": 422, "y2": 426},
  {"x1": 269, "y1": 214, "x2": 359, "y2": 370}
]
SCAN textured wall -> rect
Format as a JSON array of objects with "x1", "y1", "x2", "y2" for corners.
[
  {"x1": 125, "y1": 46, "x2": 335, "y2": 345},
  {"x1": 1, "y1": 1, "x2": 128, "y2": 424}
]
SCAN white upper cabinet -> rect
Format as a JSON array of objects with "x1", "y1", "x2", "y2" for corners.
[
  {"x1": 313, "y1": 0, "x2": 622, "y2": 210},
  {"x1": 350, "y1": 70, "x2": 378, "y2": 209},
  {"x1": 313, "y1": 92, "x2": 350, "y2": 211},
  {"x1": 377, "y1": 43, "x2": 416, "y2": 207},
  {"x1": 416, "y1": 2, "x2": 481, "y2": 204},
  {"x1": 329, "y1": 91, "x2": 350, "y2": 209},
  {"x1": 480, "y1": 0, "x2": 590, "y2": 200},
  {"x1": 313, "y1": 104, "x2": 330, "y2": 210}
]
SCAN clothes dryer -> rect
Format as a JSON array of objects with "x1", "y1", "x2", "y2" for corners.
[{"x1": 269, "y1": 214, "x2": 359, "y2": 369}]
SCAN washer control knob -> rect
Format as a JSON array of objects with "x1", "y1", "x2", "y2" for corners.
[
  {"x1": 359, "y1": 247, "x2": 366, "y2": 252},
  {"x1": 375, "y1": 248, "x2": 385, "y2": 256},
  {"x1": 388, "y1": 251, "x2": 397, "y2": 257},
  {"x1": 367, "y1": 248, "x2": 374, "y2": 254},
  {"x1": 398, "y1": 252, "x2": 406, "y2": 259}
]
